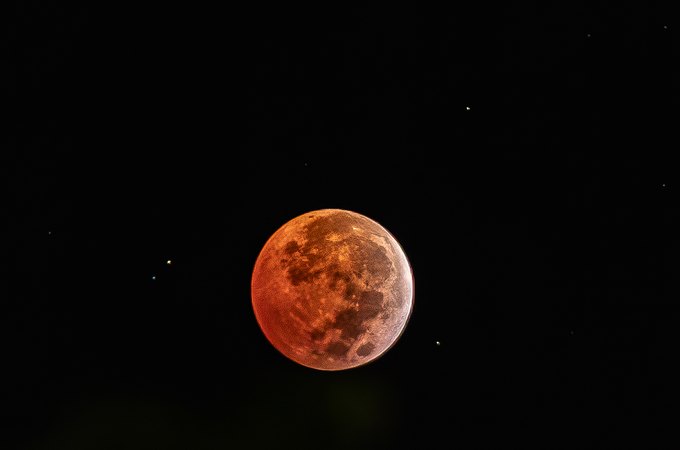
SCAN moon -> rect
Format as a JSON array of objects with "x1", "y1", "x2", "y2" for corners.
[{"x1": 251, "y1": 209, "x2": 415, "y2": 371}]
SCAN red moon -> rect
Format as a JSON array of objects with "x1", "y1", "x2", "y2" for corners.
[{"x1": 251, "y1": 209, "x2": 414, "y2": 371}]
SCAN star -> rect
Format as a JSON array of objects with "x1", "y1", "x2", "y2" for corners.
[
  {"x1": 166, "y1": 260, "x2": 172, "y2": 265},
  {"x1": 662, "y1": 183, "x2": 666, "y2": 187},
  {"x1": 465, "y1": 106, "x2": 471, "y2": 111},
  {"x1": 152, "y1": 276, "x2": 156, "y2": 280}
]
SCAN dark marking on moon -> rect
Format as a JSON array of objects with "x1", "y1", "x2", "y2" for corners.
[
  {"x1": 327, "y1": 340, "x2": 351, "y2": 357},
  {"x1": 310, "y1": 328, "x2": 326, "y2": 342},
  {"x1": 284, "y1": 240, "x2": 301, "y2": 255},
  {"x1": 357, "y1": 342, "x2": 375, "y2": 357}
]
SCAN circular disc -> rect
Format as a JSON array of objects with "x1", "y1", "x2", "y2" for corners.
[{"x1": 251, "y1": 209, "x2": 414, "y2": 371}]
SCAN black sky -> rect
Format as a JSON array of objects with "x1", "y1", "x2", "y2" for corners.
[{"x1": 4, "y1": 2, "x2": 676, "y2": 450}]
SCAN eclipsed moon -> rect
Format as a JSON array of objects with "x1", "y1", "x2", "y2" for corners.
[{"x1": 251, "y1": 209, "x2": 414, "y2": 371}]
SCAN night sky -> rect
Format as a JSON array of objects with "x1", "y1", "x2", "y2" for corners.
[{"x1": 5, "y1": 3, "x2": 676, "y2": 450}]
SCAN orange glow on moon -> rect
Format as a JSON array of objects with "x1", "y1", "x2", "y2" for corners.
[{"x1": 251, "y1": 209, "x2": 414, "y2": 371}]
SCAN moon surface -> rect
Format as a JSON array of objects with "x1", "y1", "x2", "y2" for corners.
[{"x1": 251, "y1": 209, "x2": 414, "y2": 371}]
